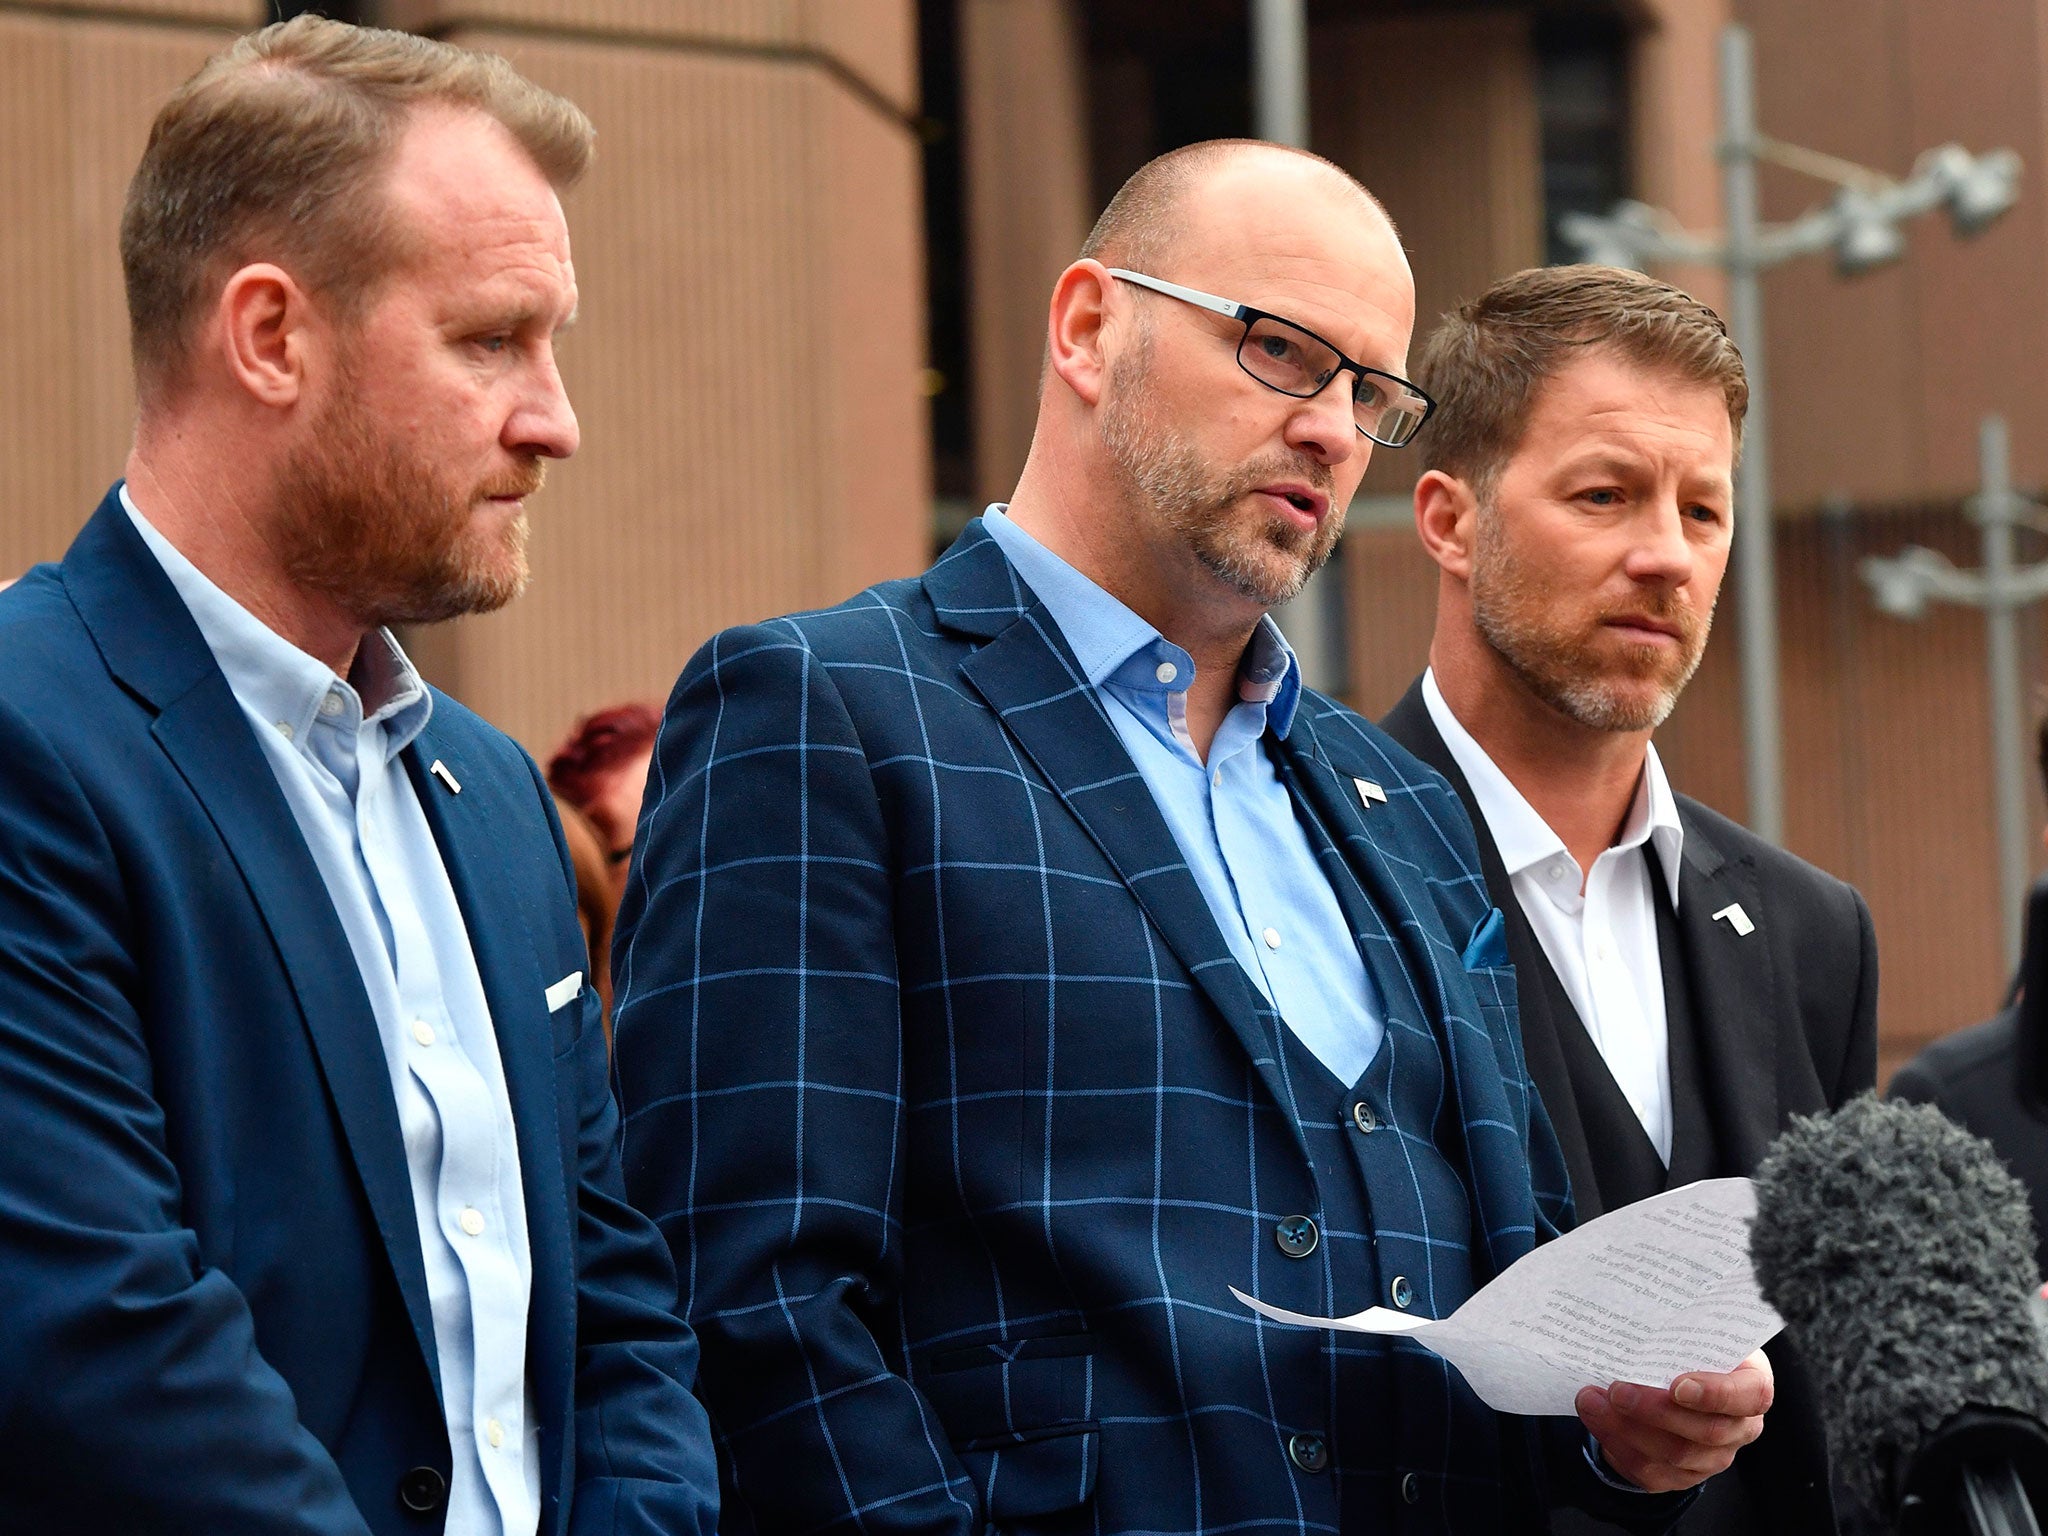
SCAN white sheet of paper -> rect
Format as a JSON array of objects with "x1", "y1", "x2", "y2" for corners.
[{"x1": 1231, "y1": 1177, "x2": 1782, "y2": 1416}]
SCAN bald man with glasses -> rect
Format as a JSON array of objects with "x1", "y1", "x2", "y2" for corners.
[{"x1": 612, "y1": 140, "x2": 1766, "y2": 1535}]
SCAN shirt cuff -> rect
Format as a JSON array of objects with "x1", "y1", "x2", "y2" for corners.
[{"x1": 1584, "y1": 1433, "x2": 1647, "y2": 1493}]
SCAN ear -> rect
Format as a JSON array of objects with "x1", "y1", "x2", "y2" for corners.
[
  {"x1": 216, "y1": 263, "x2": 316, "y2": 410},
  {"x1": 1045, "y1": 259, "x2": 1118, "y2": 408},
  {"x1": 1414, "y1": 468, "x2": 1482, "y2": 580}
]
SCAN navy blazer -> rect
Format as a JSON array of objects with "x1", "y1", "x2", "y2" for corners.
[
  {"x1": 0, "y1": 490, "x2": 719, "y2": 1534},
  {"x1": 612, "y1": 522, "x2": 1682, "y2": 1534}
]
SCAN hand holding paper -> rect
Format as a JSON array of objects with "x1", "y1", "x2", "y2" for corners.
[{"x1": 1232, "y1": 1178, "x2": 1781, "y2": 1417}]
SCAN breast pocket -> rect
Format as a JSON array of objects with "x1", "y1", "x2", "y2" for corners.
[{"x1": 920, "y1": 1331, "x2": 1099, "y2": 1520}]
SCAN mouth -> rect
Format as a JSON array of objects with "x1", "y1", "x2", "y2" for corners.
[
  {"x1": 1254, "y1": 483, "x2": 1331, "y2": 528},
  {"x1": 1604, "y1": 615, "x2": 1685, "y2": 644}
]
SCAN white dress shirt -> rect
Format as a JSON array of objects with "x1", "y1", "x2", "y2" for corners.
[
  {"x1": 123, "y1": 486, "x2": 541, "y2": 1536},
  {"x1": 1422, "y1": 669, "x2": 1685, "y2": 1163}
]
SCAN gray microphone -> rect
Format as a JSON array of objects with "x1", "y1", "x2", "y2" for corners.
[{"x1": 1750, "y1": 1093, "x2": 2048, "y2": 1536}]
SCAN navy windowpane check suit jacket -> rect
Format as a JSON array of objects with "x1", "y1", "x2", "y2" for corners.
[{"x1": 613, "y1": 521, "x2": 1687, "y2": 1535}]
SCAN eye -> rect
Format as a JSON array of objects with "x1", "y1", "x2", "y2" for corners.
[
  {"x1": 1356, "y1": 377, "x2": 1386, "y2": 409},
  {"x1": 476, "y1": 334, "x2": 511, "y2": 355},
  {"x1": 1257, "y1": 333, "x2": 1302, "y2": 366},
  {"x1": 1581, "y1": 487, "x2": 1623, "y2": 506},
  {"x1": 1685, "y1": 502, "x2": 1725, "y2": 523}
]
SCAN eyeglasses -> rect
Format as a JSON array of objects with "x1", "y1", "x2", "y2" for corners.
[{"x1": 1107, "y1": 268, "x2": 1435, "y2": 448}]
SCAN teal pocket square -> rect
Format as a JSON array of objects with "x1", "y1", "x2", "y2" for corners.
[{"x1": 1461, "y1": 907, "x2": 1509, "y2": 971}]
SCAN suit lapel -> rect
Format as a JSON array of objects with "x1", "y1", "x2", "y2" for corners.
[
  {"x1": 1671, "y1": 813, "x2": 1784, "y2": 1171},
  {"x1": 1377, "y1": 680, "x2": 1605, "y2": 1217},
  {"x1": 930, "y1": 529, "x2": 1296, "y2": 1124},
  {"x1": 64, "y1": 495, "x2": 443, "y2": 1389},
  {"x1": 402, "y1": 725, "x2": 575, "y2": 1421}
]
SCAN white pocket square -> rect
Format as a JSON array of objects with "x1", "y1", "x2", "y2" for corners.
[{"x1": 545, "y1": 971, "x2": 584, "y2": 1011}]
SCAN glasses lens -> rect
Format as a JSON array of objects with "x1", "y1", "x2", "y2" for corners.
[
  {"x1": 1360, "y1": 378, "x2": 1431, "y2": 448},
  {"x1": 1239, "y1": 316, "x2": 1340, "y2": 397}
]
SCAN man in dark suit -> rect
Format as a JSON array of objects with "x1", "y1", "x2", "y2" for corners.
[
  {"x1": 613, "y1": 142, "x2": 1769, "y2": 1535},
  {"x1": 1378, "y1": 265, "x2": 1879, "y2": 1535},
  {"x1": 0, "y1": 18, "x2": 718, "y2": 1533},
  {"x1": 1891, "y1": 726, "x2": 2048, "y2": 1281}
]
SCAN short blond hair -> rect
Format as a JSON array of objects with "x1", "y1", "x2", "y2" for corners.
[
  {"x1": 121, "y1": 14, "x2": 593, "y2": 398},
  {"x1": 1416, "y1": 265, "x2": 1748, "y2": 494}
]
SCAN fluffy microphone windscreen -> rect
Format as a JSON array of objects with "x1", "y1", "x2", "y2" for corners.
[{"x1": 1750, "y1": 1093, "x2": 2048, "y2": 1525}]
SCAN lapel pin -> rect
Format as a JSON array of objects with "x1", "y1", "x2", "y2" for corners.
[
  {"x1": 1711, "y1": 902, "x2": 1755, "y2": 937},
  {"x1": 429, "y1": 759, "x2": 462, "y2": 795},
  {"x1": 1353, "y1": 777, "x2": 1388, "y2": 809}
]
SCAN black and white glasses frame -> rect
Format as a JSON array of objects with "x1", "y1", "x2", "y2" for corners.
[{"x1": 1106, "y1": 267, "x2": 1435, "y2": 449}]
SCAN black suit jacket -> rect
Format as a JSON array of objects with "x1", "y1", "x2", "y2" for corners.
[
  {"x1": 1381, "y1": 677, "x2": 1879, "y2": 1536},
  {"x1": 1890, "y1": 877, "x2": 2048, "y2": 1282}
]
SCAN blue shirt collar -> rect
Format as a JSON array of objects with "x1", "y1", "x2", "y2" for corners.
[
  {"x1": 980, "y1": 506, "x2": 1302, "y2": 739},
  {"x1": 119, "y1": 482, "x2": 433, "y2": 761}
]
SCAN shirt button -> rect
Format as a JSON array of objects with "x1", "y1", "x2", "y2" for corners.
[
  {"x1": 274, "y1": 720, "x2": 295, "y2": 741},
  {"x1": 411, "y1": 1021, "x2": 435, "y2": 1047},
  {"x1": 1155, "y1": 660, "x2": 1178, "y2": 684},
  {"x1": 1262, "y1": 927, "x2": 1282, "y2": 950},
  {"x1": 319, "y1": 692, "x2": 344, "y2": 718},
  {"x1": 1288, "y1": 1432, "x2": 1329, "y2": 1473},
  {"x1": 1547, "y1": 862, "x2": 1565, "y2": 882},
  {"x1": 486, "y1": 1418, "x2": 506, "y2": 1449},
  {"x1": 1211, "y1": 769, "x2": 1221, "y2": 787},
  {"x1": 1275, "y1": 1215, "x2": 1319, "y2": 1258},
  {"x1": 458, "y1": 1207, "x2": 485, "y2": 1237},
  {"x1": 1351, "y1": 1101, "x2": 1378, "y2": 1134},
  {"x1": 1402, "y1": 1471, "x2": 1421, "y2": 1504},
  {"x1": 1390, "y1": 1275, "x2": 1415, "y2": 1309}
]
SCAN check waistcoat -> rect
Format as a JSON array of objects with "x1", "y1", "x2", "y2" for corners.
[{"x1": 1270, "y1": 764, "x2": 1529, "y2": 1534}]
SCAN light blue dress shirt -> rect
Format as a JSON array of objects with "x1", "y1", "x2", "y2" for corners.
[
  {"x1": 982, "y1": 507, "x2": 1386, "y2": 1085},
  {"x1": 123, "y1": 487, "x2": 541, "y2": 1536}
]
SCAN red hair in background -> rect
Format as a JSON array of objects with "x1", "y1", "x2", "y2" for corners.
[{"x1": 546, "y1": 703, "x2": 660, "y2": 823}]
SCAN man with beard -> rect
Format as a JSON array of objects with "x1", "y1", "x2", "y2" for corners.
[
  {"x1": 0, "y1": 17, "x2": 720, "y2": 1534},
  {"x1": 611, "y1": 142, "x2": 1768, "y2": 1535},
  {"x1": 1379, "y1": 264, "x2": 1878, "y2": 1536}
]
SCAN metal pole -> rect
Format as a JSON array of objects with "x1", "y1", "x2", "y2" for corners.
[
  {"x1": 1252, "y1": 0, "x2": 1348, "y2": 692},
  {"x1": 1722, "y1": 23, "x2": 1786, "y2": 845},
  {"x1": 1977, "y1": 415, "x2": 2031, "y2": 971},
  {"x1": 1251, "y1": 0, "x2": 1308, "y2": 146}
]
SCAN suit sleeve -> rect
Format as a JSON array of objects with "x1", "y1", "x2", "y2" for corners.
[
  {"x1": 0, "y1": 699, "x2": 374, "y2": 1533},
  {"x1": 611, "y1": 623, "x2": 981, "y2": 1535},
  {"x1": 520, "y1": 756, "x2": 722, "y2": 1535}
]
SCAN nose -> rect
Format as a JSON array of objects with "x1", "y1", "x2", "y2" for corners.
[
  {"x1": 1627, "y1": 497, "x2": 1698, "y2": 587},
  {"x1": 1282, "y1": 371, "x2": 1362, "y2": 471},
  {"x1": 510, "y1": 347, "x2": 580, "y2": 460}
]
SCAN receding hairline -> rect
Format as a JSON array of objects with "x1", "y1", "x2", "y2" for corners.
[{"x1": 1079, "y1": 139, "x2": 1394, "y2": 273}]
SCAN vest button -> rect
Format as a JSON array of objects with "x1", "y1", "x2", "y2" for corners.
[
  {"x1": 1402, "y1": 1471, "x2": 1422, "y2": 1504},
  {"x1": 1288, "y1": 1432, "x2": 1329, "y2": 1473},
  {"x1": 1390, "y1": 1275, "x2": 1414, "y2": 1309},
  {"x1": 398, "y1": 1465, "x2": 447, "y2": 1513},
  {"x1": 1351, "y1": 1100, "x2": 1378, "y2": 1134},
  {"x1": 1274, "y1": 1215, "x2": 1319, "y2": 1258}
]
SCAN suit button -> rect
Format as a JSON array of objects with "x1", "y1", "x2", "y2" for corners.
[
  {"x1": 1390, "y1": 1275, "x2": 1414, "y2": 1309},
  {"x1": 1351, "y1": 1101, "x2": 1378, "y2": 1134},
  {"x1": 1289, "y1": 1432, "x2": 1329, "y2": 1473},
  {"x1": 1402, "y1": 1471, "x2": 1421, "y2": 1504},
  {"x1": 399, "y1": 1466, "x2": 447, "y2": 1513},
  {"x1": 1274, "y1": 1215, "x2": 1319, "y2": 1258}
]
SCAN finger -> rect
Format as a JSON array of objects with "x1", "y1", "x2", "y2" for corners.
[
  {"x1": 1606, "y1": 1380, "x2": 1767, "y2": 1449},
  {"x1": 1668, "y1": 1357, "x2": 1775, "y2": 1417},
  {"x1": 1576, "y1": 1390, "x2": 1737, "y2": 1489}
]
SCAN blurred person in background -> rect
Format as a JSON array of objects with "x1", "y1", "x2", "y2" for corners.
[
  {"x1": 1379, "y1": 264, "x2": 1878, "y2": 1536},
  {"x1": 0, "y1": 17, "x2": 718, "y2": 1533},
  {"x1": 546, "y1": 702, "x2": 659, "y2": 1018},
  {"x1": 1890, "y1": 715, "x2": 2048, "y2": 1281},
  {"x1": 612, "y1": 140, "x2": 1766, "y2": 1535}
]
